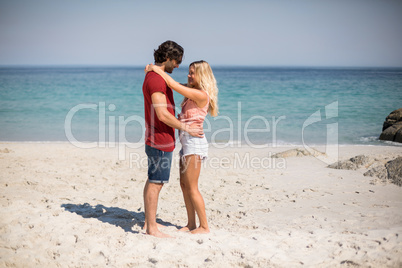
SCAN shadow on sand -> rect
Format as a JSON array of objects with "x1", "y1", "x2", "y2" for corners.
[{"x1": 61, "y1": 203, "x2": 180, "y2": 234}]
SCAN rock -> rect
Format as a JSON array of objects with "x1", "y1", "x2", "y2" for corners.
[
  {"x1": 395, "y1": 126, "x2": 402, "y2": 143},
  {"x1": 328, "y1": 160, "x2": 357, "y2": 170},
  {"x1": 380, "y1": 122, "x2": 402, "y2": 141},
  {"x1": 386, "y1": 157, "x2": 402, "y2": 186},
  {"x1": 331, "y1": 155, "x2": 402, "y2": 187},
  {"x1": 382, "y1": 108, "x2": 402, "y2": 130},
  {"x1": 350, "y1": 155, "x2": 372, "y2": 167},
  {"x1": 271, "y1": 148, "x2": 325, "y2": 158},
  {"x1": 328, "y1": 155, "x2": 373, "y2": 170},
  {"x1": 379, "y1": 108, "x2": 402, "y2": 143},
  {"x1": 364, "y1": 165, "x2": 388, "y2": 183}
]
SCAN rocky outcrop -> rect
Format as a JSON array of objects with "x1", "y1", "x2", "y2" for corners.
[
  {"x1": 271, "y1": 148, "x2": 326, "y2": 158},
  {"x1": 327, "y1": 155, "x2": 374, "y2": 170},
  {"x1": 328, "y1": 155, "x2": 402, "y2": 187},
  {"x1": 363, "y1": 165, "x2": 388, "y2": 183},
  {"x1": 379, "y1": 108, "x2": 402, "y2": 143},
  {"x1": 386, "y1": 157, "x2": 402, "y2": 186}
]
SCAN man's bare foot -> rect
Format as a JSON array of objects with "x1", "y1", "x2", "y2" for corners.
[
  {"x1": 147, "y1": 229, "x2": 173, "y2": 238},
  {"x1": 191, "y1": 227, "x2": 210, "y2": 234},
  {"x1": 143, "y1": 222, "x2": 165, "y2": 230}
]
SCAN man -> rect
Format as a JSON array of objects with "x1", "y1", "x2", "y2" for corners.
[{"x1": 142, "y1": 40, "x2": 203, "y2": 238}]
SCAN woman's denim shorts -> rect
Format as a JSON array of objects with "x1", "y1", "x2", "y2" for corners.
[{"x1": 145, "y1": 144, "x2": 173, "y2": 184}]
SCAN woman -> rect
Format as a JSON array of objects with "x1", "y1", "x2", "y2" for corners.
[{"x1": 145, "y1": 60, "x2": 218, "y2": 234}]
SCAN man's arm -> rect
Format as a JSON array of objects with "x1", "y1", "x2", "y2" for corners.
[{"x1": 151, "y1": 92, "x2": 204, "y2": 137}]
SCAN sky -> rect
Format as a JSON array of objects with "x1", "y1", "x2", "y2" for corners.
[{"x1": 0, "y1": 0, "x2": 402, "y2": 67}]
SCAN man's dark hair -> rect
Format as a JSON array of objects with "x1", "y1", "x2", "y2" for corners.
[{"x1": 154, "y1": 40, "x2": 184, "y2": 64}]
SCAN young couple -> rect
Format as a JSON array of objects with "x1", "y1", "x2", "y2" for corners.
[{"x1": 142, "y1": 40, "x2": 218, "y2": 238}]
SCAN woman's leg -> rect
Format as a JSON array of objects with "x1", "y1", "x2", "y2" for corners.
[
  {"x1": 179, "y1": 157, "x2": 197, "y2": 231},
  {"x1": 182, "y1": 154, "x2": 209, "y2": 234}
]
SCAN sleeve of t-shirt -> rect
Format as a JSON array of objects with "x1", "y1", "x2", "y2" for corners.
[{"x1": 148, "y1": 74, "x2": 167, "y2": 96}]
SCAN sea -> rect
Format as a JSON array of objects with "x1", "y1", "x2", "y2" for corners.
[{"x1": 1, "y1": 66, "x2": 402, "y2": 147}]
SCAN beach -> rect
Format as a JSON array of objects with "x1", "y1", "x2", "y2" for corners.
[{"x1": 0, "y1": 142, "x2": 401, "y2": 267}]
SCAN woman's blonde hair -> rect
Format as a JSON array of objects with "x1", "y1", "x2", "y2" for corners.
[{"x1": 184, "y1": 60, "x2": 219, "y2": 117}]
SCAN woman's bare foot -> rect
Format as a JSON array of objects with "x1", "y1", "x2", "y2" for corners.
[
  {"x1": 179, "y1": 224, "x2": 196, "y2": 232},
  {"x1": 191, "y1": 227, "x2": 210, "y2": 234}
]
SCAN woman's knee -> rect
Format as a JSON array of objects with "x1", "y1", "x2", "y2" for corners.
[
  {"x1": 180, "y1": 180, "x2": 187, "y2": 190},
  {"x1": 180, "y1": 180, "x2": 198, "y2": 193},
  {"x1": 188, "y1": 186, "x2": 200, "y2": 197}
]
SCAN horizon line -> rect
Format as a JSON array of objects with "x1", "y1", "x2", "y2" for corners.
[{"x1": 1, "y1": 64, "x2": 402, "y2": 69}]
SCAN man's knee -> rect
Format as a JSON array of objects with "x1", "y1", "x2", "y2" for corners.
[{"x1": 148, "y1": 181, "x2": 164, "y2": 191}]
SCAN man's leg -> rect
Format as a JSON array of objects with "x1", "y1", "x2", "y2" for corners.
[
  {"x1": 143, "y1": 145, "x2": 173, "y2": 238},
  {"x1": 143, "y1": 180, "x2": 171, "y2": 238}
]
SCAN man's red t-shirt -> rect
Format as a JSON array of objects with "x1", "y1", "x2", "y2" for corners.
[{"x1": 142, "y1": 71, "x2": 176, "y2": 152}]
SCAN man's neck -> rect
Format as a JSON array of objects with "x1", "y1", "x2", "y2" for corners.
[{"x1": 155, "y1": 63, "x2": 166, "y2": 72}]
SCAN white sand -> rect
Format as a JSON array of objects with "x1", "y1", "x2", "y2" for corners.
[{"x1": 0, "y1": 142, "x2": 401, "y2": 267}]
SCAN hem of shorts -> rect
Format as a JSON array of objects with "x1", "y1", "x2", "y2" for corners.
[
  {"x1": 148, "y1": 179, "x2": 169, "y2": 184},
  {"x1": 180, "y1": 152, "x2": 208, "y2": 161}
]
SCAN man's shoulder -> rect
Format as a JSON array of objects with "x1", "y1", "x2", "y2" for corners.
[
  {"x1": 145, "y1": 71, "x2": 165, "y2": 84},
  {"x1": 145, "y1": 72, "x2": 169, "y2": 94}
]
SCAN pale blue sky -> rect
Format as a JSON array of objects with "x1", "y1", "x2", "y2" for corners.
[{"x1": 1, "y1": 0, "x2": 401, "y2": 67}]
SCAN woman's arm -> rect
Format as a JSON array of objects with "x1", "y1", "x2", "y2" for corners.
[{"x1": 146, "y1": 64, "x2": 208, "y2": 108}]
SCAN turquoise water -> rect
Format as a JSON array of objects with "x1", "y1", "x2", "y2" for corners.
[{"x1": 0, "y1": 66, "x2": 401, "y2": 146}]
